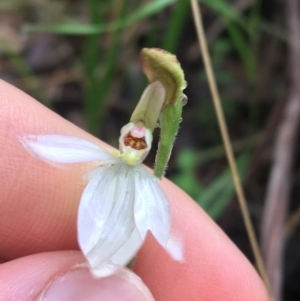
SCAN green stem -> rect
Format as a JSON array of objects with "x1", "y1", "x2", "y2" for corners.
[{"x1": 154, "y1": 102, "x2": 183, "y2": 178}]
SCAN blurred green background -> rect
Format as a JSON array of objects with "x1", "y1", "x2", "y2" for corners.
[{"x1": 0, "y1": 0, "x2": 299, "y2": 299}]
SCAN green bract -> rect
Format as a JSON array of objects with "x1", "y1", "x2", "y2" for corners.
[{"x1": 141, "y1": 48, "x2": 186, "y2": 105}]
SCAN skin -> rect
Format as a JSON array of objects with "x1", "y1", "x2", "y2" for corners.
[{"x1": 0, "y1": 79, "x2": 269, "y2": 300}]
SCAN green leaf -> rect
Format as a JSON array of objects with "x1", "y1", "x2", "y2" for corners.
[
  {"x1": 84, "y1": 0, "x2": 129, "y2": 134},
  {"x1": 200, "y1": 0, "x2": 288, "y2": 42},
  {"x1": 171, "y1": 149, "x2": 205, "y2": 199},
  {"x1": 24, "y1": 0, "x2": 177, "y2": 35},
  {"x1": 200, "y1": 0, "x2": 247, "y2": 30},
  {"x1": 162, "y1": 0, "x2": 190, "y2": 52},
  {"x1": 197, "y1": 152, "x2": 251, "y2": 220}
]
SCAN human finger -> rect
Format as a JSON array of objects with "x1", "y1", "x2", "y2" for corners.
[
  {"x1": 0, "y1": 251, "x2": 154, "y2": 300},
  {"x1": 0, "y1": 80, "x2": 269, "y2": 300}
]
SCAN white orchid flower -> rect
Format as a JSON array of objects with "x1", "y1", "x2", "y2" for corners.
[{"x1": 18, "y1": 81, "x2": 183, "y2": 278}]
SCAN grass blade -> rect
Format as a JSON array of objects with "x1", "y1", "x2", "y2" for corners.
[
  {"x1": 24, "y1": 0, "x2": 177, "y2": 35},
  {"x1": 198, "y1": 152, "x2": 251, "y2": 220}
]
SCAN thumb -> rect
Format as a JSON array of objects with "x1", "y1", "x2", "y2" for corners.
[{"x1": 0, "y1": 251, "x2": 154, "y2": 301}]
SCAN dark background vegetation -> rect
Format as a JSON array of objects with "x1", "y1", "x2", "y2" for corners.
[{"x1": 0, "y1": 0, "x2": 299, "y2": 300}]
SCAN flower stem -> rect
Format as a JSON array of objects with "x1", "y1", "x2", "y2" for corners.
[{"x1": 154, "y1": 102, "x2": 183, "y2": 179}]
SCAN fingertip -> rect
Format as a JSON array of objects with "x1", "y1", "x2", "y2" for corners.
[
  {"x1": 0, "y1": 80, "x2": 269, "y2": 300},
  {"x1": 133, "y1": 179, "x2": 269, "y2": 301},
  {"x1": 0, "y1": 251, "x2": 155, "y2": 301},
  {"x1": 0, "y1": 80, "x2": 104, "y2": 258}
]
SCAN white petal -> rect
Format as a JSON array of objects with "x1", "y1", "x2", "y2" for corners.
[
  {"x1": 134, "y1": 167, "x2": 171, "y2": 248},
  {"x1": 18, "y1": 134, "x2": 117, "y2": 164},
  {"x1": 78, "y1": 164, "x2": 141, "y2": 275},
  {"x1": 91, "y1": 229, "x2": 143, "y2": 277},
  {"x1": 77, "y1": 166, "x2": 114, "y2": 254}
]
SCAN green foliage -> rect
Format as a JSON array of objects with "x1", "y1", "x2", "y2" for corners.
[
  {"x1": 83, "y1": 0, "x2": 129, "y2": 134},
  {"x1": 172, "y1": 150, "x2": 251, "y2": 220},
  {"x1": 21, "y1": 0, "x2": 286, "y2": 134},
  {"x1": 10, "y1": 0, "x2": 284, "y2": 219},
  {"x1": 171, "y1": 149, "x2": 205, "y2": 198},
  {"x1": 162, "y1": 0, "x2": 190, "y2": 52},
  {"x1": 24, "y1": 0, "x2": 177, "y2": 35},
  {"x1": 196, "y1": 99, "x2": 237, "y2": 126},
  {"x1": 197, "y1": 152, "x2": 250, "y2": 220}
]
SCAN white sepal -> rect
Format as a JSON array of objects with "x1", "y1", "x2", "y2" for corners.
[
  {"x1": 78, "y1": 164, "x2": 143, "y2": 276},
  {"x1": 134, "y1": 166, "x2": 171, "y2": 248},
  {"x1": 18, "y1": 134, "x2": 117, "y2": 164}
]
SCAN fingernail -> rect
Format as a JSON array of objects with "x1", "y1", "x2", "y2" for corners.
[{"x1": 38, "y1": 266, "x2": 155, "y2": 301}]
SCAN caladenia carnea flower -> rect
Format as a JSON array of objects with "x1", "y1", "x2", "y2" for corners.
[{"x1": 19, "y1": 80, "x2": 183, "y2": 278}]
